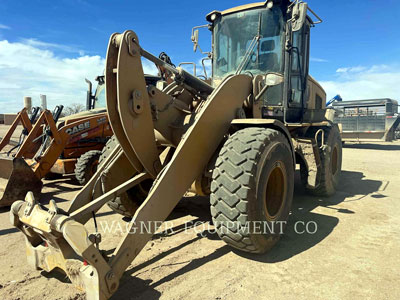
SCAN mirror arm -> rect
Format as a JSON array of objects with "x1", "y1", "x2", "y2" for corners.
[
  {"x1": 307, "y1": 6, "x2": 323, "y2": 24},
  {"x1": 191, "y1": 24, "x2": 209, "y2": 39},
  {"x1": 194, "y1": 43, "x2": 212, "y2": 57},
  {"x1": 255, "y1": 85, "x2": 269, "y2": 102}
]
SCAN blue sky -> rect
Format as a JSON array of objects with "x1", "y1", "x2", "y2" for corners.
[{"x1": 1, "y1": 0, "x2": 400, "y2": 112}]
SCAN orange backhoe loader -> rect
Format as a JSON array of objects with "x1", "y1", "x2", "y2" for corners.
[{"x1": 0, "y1": 105, "x2": 112, "y2": 207}]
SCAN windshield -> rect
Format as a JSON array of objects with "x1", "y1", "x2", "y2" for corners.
[
  {"x1": 94, "y1": 84, "x2": 106, "y2": 109},
  {"x1": 213, "y1": 7, "x2": 285, "y2": 79}
]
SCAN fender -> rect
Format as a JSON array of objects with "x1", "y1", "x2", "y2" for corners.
[{"x1": 230, "y1": 118, "x2": 296, "y2": 168}]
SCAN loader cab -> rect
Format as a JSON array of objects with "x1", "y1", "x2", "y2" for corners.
[
  {"x1": 204, "y1": 1, "x2": 314, "y2": 123},
  {"x1": 93, "y1": 76, "x2": 106, "y2": 109},
  {"x1": 86, "y1": 75, "x2": 106, "y2": 110}
]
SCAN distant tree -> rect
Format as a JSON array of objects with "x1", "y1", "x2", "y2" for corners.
[{"x1": 61, "y1": 103, "x2": 86, "y2": 117}]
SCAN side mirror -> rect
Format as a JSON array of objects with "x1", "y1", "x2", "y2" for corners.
[
  {"x1": 265, "y1": 73, "x2": 284, "y2": 86},
  {"x1": 191, "y1": 29, "x2": 199, "y2": 52},
  {"x1": 255, "y1": 73, "x2": 284, "y2": 102},
  {"x1": 292, "y1": 3, "x2": 308, "y2": 31}
]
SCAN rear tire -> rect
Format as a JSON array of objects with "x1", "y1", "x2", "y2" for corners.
[
  {"x1": 74, "y1": 150, "x2": 102, "y2": 185},
  {"x1": 300, "y1": 125, "x2": 342, "y2": 196},
  {"x1": 107, "y1": 180, "x2": 152, "y2": 217},
  {"x1": 210, "y1": 127, "x2": 294, "y2": 254}
]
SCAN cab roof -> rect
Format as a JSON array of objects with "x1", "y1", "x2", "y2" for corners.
[
  {"x1": 206, "y1": 1, "x2": 291, "y2": 22},
  {"x1": 221, "y1": 2, "x2": 266, "y2": 16}
]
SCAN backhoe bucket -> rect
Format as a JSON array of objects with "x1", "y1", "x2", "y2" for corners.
[{"x1": 0, "y1": 157, "x2": 42, "y2": 208}]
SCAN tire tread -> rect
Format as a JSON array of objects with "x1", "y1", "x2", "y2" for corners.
[{"x1": 211, "y1": 127, "x2": 285, "y2": 253}]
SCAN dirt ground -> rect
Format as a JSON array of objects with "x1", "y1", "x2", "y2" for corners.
[{"x1": 0, "y1": 133, "x2": 399, "y2": 299}]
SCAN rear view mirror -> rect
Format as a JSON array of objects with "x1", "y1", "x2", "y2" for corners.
[
  {"x1": 191, "y1": 29, "x2": 199, "y2": 52},
  {"x1": 265, "y1": 73, "x2": 284, "y2": 86},
  {"x1": 255, "y1": 73, "x2": 284, "y2": 102},
  {"x1": 190, "y1": 25, "x2": 211, "y2": 55},
  {"x1": 292, "y1": 3, "x2": 308, "y2": 31}
]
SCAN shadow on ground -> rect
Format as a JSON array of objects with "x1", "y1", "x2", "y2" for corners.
[
  {"x1": 0, "y1": 177, "x2": 80, "y2": 215},
  {"x1": 235, "y1": 170, "x2": 384, "y2": 263},
  {"x1": 0, "y1": 227, "x2": 19, "y2": 236},
  {"x1": 343, "y1": 142, "x2": 400, "y2": 151},
  {"x1": 14, "y1": 169, "x2": 384, "y2": 299},
  {"x1": 39, "y1": 177, "x2": 82, "y2": 204},
  {"x1": 110, "y1": 169, "x2": 384, "y2": 299}
]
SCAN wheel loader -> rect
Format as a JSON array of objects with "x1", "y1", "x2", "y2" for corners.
[
  {"x1": 0, "y1": 78, "x2": 113, "y2": 208},
  {"x1": 10, "y1": 1, "x2": 342, "y2": 299}
]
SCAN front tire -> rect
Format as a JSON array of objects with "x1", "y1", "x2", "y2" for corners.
[
  {"x1": 210, "y1": 127, "x2": 294, "y2": 254},
  {"x1": 100, "y1": 136, "x2": 152, "y2": 217}
]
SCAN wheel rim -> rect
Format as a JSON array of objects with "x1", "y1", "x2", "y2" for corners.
[
  {"x1": 331, "y1": 146, "x2": 338, "y2": 176},
  {"x1": 264, "y1": 161, "x2": 286, "y2": 219}
]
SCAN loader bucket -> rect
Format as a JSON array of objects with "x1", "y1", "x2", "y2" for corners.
[{"x1": 0, "y1": 157, "x2": 42, "y2": 208}]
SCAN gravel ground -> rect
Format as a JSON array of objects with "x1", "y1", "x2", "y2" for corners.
[{"x1": 0, "y1": 134, "x2": 399, "y2": 300}]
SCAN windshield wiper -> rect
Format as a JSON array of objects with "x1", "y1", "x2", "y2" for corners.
[
  {"x1": 235, "y1": 36, "x2": 260, "y2": 75},
  {"x1": 235, "y1": 12, "x2": 263, "y2": 75}
]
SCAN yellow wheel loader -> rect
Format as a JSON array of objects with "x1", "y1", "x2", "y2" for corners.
[{"x1": 11, "y1": 1, "x2": 342, "y2": 299}]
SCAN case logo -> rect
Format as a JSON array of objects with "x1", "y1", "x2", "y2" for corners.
[{"x1": 66, "y1": 121, "x2": 90, "y2": 135}]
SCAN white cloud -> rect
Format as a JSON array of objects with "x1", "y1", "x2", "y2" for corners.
[
  {"x1": 0, "y1": 39, "x2": 104, "y2": 113},
  {"x1": 0, "y1": 24, "x2": 10, "y2": 30},
  {"x1": 335, "y1": 66, "x2": 367, "y2": 74},
  {"x1": 0, "y1": 39, "x2": 160, "y2": 113},
  {"x1": 20, "y1": 38, "x2": 85, "y2": 55},
  {"x1": 142, "y1": 59, "x2": 159, "y2": 75},
  {"x1": 319, "y1": 64, "x2": 400, "y2": 101},
  {"x1": 310, "y1": 57, "x2": 328, "y2": 63}
]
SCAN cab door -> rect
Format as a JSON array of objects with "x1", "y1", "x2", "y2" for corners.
[{"x1": 285, "y1": 22, "x2": 310, "y2": 123}]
